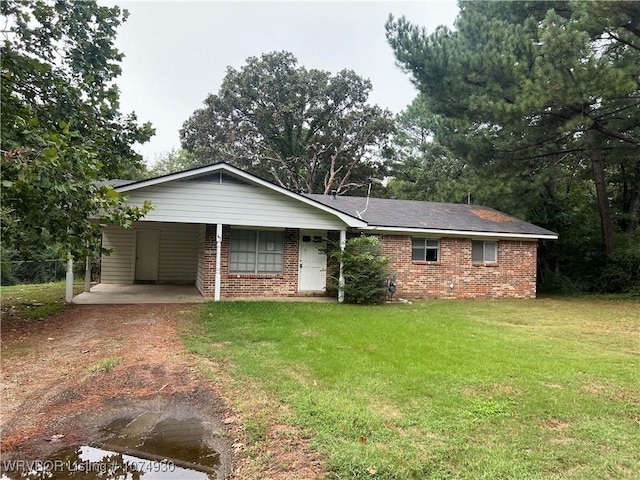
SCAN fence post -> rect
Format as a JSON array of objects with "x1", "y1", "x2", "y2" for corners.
[{"x1": 65, "y1": 258, "x2": 74, "y2": 303}]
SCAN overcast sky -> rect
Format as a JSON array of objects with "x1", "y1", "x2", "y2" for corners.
[{"x1": 110, "y1": 1, "x2": 460, "y2": 164}]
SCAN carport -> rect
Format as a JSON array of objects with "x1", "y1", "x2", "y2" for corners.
[{"x1": 69, "y1": 163, "x2": 359, "y2": 304}]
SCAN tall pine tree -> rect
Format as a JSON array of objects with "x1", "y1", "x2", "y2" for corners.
[{"x1": 387, "y1": 1, "x2": 640, "y2": 256}]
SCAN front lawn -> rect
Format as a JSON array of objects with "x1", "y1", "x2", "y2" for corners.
[
  {"x1": 0, "y1": 281, "x2": 83, "y2": 320},
  {"x1": 186, "y1": 299, "x2": 640, "y2": 479}
]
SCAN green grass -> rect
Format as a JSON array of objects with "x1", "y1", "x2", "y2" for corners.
[
  {"x1": 185, "y1": 299, "x2": 640, "y2": 479},
  {"x1": 88, "y1": 356, "x2": 125, "y2": 376},
  {"x1": 0, "y1": 281, "x2": 83, "y2": 320}
]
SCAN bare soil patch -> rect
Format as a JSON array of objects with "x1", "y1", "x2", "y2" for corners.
[{"x1": 1, "y1": 305, "x2": 234, "y2": 471}]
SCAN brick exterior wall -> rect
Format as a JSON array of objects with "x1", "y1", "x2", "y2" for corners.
[
  {"x1": 200, "y1": 225, "x2": 301, "y2": 299},
  {"x1": 381, "y1": 235, "x2": 538, "y2": 299},
  {"x1": 199, "y1": 226, "x2": 538, "y2": 300}
]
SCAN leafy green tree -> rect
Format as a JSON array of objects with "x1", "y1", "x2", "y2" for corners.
[
  {"x1": 145, "y1": 148, "x2": 197, "y2": 177},
  {"x1": 1, "y1": 0, "x2": 154, "y2": 177},
  {"x1": 1, "y1": 120, "x2": 152, "y2": 260},
  {"x1": 180, "y1": 51, "x2": 395, "y2": 194},
  {"x1": 387, "y1": 1, "x2": 640, "y2": 256},
  {"x1": 1, "y1": 0, "x2": 154, "y2": 259}
]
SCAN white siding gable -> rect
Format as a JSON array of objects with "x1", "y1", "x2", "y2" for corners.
[{"x1": 123, "y1": 174, "x2": 348, "y2": 229}]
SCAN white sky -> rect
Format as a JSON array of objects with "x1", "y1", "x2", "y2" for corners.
[{"x1": 110, "y1": 1, "x2": 460, "y2": 164}]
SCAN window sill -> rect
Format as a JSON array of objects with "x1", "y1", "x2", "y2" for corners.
[
  {"x1": 472, "y1": 262, "x2": 499, "y2": 267},
  {"x1": 412, "y1": 261, "x2": 441, "y2": 266}
]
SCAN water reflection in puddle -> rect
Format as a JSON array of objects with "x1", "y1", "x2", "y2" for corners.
[
  {"x1": 101, "y1": 415, "x2": 220, "y2": 472},
  {"x1": 54, "y1": 445, "x2": 211, "y2": 479},
  {"x1": 1, "y1": 416, "x2": 222, "y2": 479}
]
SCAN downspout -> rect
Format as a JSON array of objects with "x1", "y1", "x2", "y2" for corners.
[
  {"x1": 214, "y1": 223, "x2": 222, "y2": 301},
  {"x1": 338, "y1": 229, "x2": 346, "y2": 303}
]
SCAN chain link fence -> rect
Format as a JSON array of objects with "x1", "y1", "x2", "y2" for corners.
[{"x1": 1, "y1": 258, "x2": 100, "y2": 286}]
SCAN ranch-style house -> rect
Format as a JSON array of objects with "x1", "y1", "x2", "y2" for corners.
[{"x1": 78, "y1": 162, "x2": 557, "y2": 302}]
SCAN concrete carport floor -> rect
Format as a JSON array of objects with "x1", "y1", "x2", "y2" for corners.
[
  {"x1": 72, "y1": 284, "x2": 337, "y2": 304},
  {"x1": 72, "y1": 284, "x2": 205, "y2": 304}
]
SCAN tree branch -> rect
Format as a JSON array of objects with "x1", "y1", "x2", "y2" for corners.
[
  {"x1": 591, "y1": 100, "x2": 640, "y2": 121},
  {"x1": 593, "y1": 122, "x2": 640, "y2": 145},
  {"x1": 606, "y1": 30, "x2": 640, "y2": 52},
  {"x1": 622, "y1": 23, "x2": 640, "y2": 41}
]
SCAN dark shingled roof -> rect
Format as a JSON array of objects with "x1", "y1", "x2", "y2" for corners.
[{"x1": 304, "y1": 194, "x2": 557, "y2": 237}]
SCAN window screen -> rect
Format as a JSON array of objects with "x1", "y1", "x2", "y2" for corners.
[
  {"x1": 230, "y1": 230, "x2": 283, "y2": 273},
  {"x1": 411, "y1": 238, "x2": 440, "y2": 262},
  {"x1": 472, "y1": 240, "x2": 498, "y2": 263}
]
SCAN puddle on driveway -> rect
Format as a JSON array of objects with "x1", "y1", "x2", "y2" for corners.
[
  {"x1": 100, "y1": 415, "x2": 220, "y2": 469},
  {"x1": 2, "y1": 416, "x2": 224, "y2": 479}
]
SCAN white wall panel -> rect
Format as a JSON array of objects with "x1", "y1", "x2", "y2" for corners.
[
  {"x1": 101, "y1": 226, "x2": 135, "y2": 283},
  {"x1": 101, "y1": 222, "x2": 199, "y2": 284},
  {"x1": 156, "y1": 222, "x2": 199, "y2": 283},
  {"x1": 196, "y1": 224, "x2": 206, "y2": 293}
]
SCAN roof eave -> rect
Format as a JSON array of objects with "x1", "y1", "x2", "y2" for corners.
[{"x1": 362, "y1": 226, "x2": 558, "y2": 240}]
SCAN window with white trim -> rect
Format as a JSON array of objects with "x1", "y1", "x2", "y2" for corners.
[
  {"x1": 412, "y1": 238, "x2": 440, "y2": 262},
  {"x1": 472, "y1": 240, "x2": 498, "y2": 263},
  {"x1": 230, "y1": 229, "x2": 284, "y2": 273}
]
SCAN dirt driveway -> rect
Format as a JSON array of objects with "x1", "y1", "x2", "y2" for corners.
[
  {"x1": 0, "y1": 304, "x2": 234, "y2": 467},
  {"x1": 0, "y1": 304, "x2": 325, "y2": 479}
]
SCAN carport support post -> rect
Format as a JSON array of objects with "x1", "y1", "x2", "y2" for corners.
[
  {"x1": 214, "y1": 223, "x2": 222, "y2": 301},
  {"x1": 65, "y1": 258, "x2": 74, "y2": 303},
  {"x1": 84, "y1": 256, "x2": 91, "y2": 292},
  {"x1": 338, "y1": 229, "x2": 346, "y2": 303}
]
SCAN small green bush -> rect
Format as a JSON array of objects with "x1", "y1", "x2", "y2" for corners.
[{"x1": 329, "y1": 235, "x2": 390, "y2": 304}]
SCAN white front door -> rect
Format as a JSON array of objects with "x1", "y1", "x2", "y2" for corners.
[
  {"x1": 298, "y1": 230, "x2": 327, "y2": 292},
  {"x1": 135, "y1": 230, "x2": 159, "y2": 282}
]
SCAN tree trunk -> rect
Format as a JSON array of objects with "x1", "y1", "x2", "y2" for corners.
[
  {"x1": 626, "y1": 158, "x2": 640, "y2": 234},
  {"x1": 587, "y1": 129, "x2": 615, "y2": 256}
]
